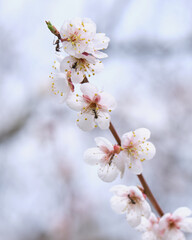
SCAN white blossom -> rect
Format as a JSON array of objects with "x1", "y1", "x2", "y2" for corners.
[
  {"x1": 49, "y1": 57, "x2": 74, "y2": 102},
  {"x1": 137, "y1": 213, "x2": 161, "y2": 240},
  {"x1": 120, "y1": 128, "x2": 156, "y2": 175},
  {"x1": 159, "y1": 207, "x2": 192, "y2": 240},
  {"x1": 110, "y1": 185, "x2": 151, "y2": 227},
  {"x1": 60, "y1": 54, "x2": 103, "y2": 83},
  {"x1": 60, "y1": 17, "x2": 110, "y2": 57},
  {"x1": 84, "y1": 137, "x2": 124, "y2": 182},
  {"x1": 67, "y1": 83, "x2": 116, "y2": 131}
]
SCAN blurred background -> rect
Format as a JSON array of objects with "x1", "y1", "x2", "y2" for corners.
[{"x1": 0, "y1": 0, "x2": 192, "y2": 239}]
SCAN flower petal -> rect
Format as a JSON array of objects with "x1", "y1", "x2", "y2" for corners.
[
  {"x1": 180, "y1": 218, "x2": 192, "y2": 232},
  {"x1": 99, "y1": 92, "x2": 117, "y2": 111},
  {"x1": 80, "y1": 83, "x2": 98, "y2": 99},
  {"x1": 97, "y1": 163, "x2": 119, "y2": 182},
  {"x1": 173, "y1": 207, "x2": 192, "y2": 218},
  {"x1": 113, "y1": 155, "x2": 125, "y2": 178},
  {"x1": 77, "y1": 112, "x2": 95, "y2": 131},
  {"x1": 95, "y1": 112, "x2": 110, "y2": 129},
  {"x1": 129, "y1": 159, "x2": 143, "y2": 175},
  {"x1": 84, "y1": 147, "x2": 105, "y2": 165},
  {"x1": 134, "y1": 128, "x2": 151, "y2": 141},
  {"x1": 126, "y1": 206, "x2": 142, "y2": 227},
  {"x1": 110, "y1": 196, "x2": 128, "y2": 214},
  {"x1": 66, "y1": 93, "x2": 84, "y2": 111},
  {"x1": 138, "y1": 142, "x2": 156, "y2": 161},
  {"x1": 94, "y1": 137, "x2": 114, "y2": 152}
]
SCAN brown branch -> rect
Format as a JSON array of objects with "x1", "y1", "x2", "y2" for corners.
[{"x1": 109, "y1": 122, "x2": 164, "y2": 217}]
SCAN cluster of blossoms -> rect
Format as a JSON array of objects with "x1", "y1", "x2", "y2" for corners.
[
  {"x1": 47, "y1": 18, "x2": 192, "y2": 239},
  {"x1": 111, "y1": 185, "x2": 192, "y2": 240}
]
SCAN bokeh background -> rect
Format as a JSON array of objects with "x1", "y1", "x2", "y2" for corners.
[{"x1": 1, "y1": 0, "x2": 192, "y2": 239}]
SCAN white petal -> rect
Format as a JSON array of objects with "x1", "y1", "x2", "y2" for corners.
[
  {"x1": 94, "y1": 137, "x2": 113, "y2": 151},
  {"x1": 77, "y1": 112, "x2": 95, "y2": 131},
  {"x1": 139, "y1": 142, "x2": 156, "y2": 161},
  {"x1": 84, "y1": 147, "x2": 105, "y2": 165},
  {"x1": 126, "y1": 207, "x2": 142, "y2": 227},
  {"x1": 141, "y1": 201, "x2": 151, "y2": 219},
  {"x1": 113, "y1": 155, "x2": 125, "y2": 178},
  {"x1": 89, "y1": 60, "x2": 104, "y2": 73},
  {"x1": 51, "y1": 74, "x2": 71, "y2": 102},
  {"x1": 110, "y1": 196, "x2": 128, "y2": 214},
  {"x1": 95, "y1": 112, "x2": 110, "y2": 129},
  {"x1": 164, "y1": 229, "x2": 185, "y2": 240},
  {"x1": 121, "y1": 131, "x2": 134, "y2": 147},
  {"x1": 110, "y1": 185, "x2": 130, "y2": 196},
  {"x1": 99, "y1": 92, "x2": 117, "y2": 111},
  {"x1": 142, "y1": 232, "x2": 157, "y2": 240},
  {"x1": 97, "y1": 163, "x2": 119, "y2": 182},
  {"x1": 129, "y1": 159, "x2": 143, "y2": 175},
  {"x1": 173, "y1": 207, "x2": 192, "y2": 218},
  {"x1": 93, "y1": 33, "x2": 110, "y2": 50},
  {"x1": 66, "y1": 93, "x2": 84, "y2": 111},
  {"x1": 180, "y1": 218, "x2": 192, "y2": 232},
  {"x1": 136, "y1": 216, "x2": 150, "y2": 232},
  {"x1": 92, "y1": 50, "x2": 108, "y2": 58},
  {"x1": 134, "y1": 128, "x2": 151, "y2": 141},
  {"x1": 80, "y1": 83, "x2": 98, "y2": 99},
  {"x1": 60, "y1": 56, "x2": 72, "y2": 72},
  {"x1": 71, "y1": 69, "x2": 84, "y2": 83}
]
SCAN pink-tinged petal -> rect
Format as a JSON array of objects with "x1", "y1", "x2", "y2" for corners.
[
  {"x1": 126, "y1": 207, "x2": 142, "y2": 227},
  {"x1": 97, "y1": 163, "x2": 119, "y2": 182},
  {"x1": 129, "y1": 159, "x2": 143, "y2": 175},
  {"x1": 66, "y1": 93, "x2": 84, "y2": 111},
  {"x1": 94, "y1": 137, "x2": 113, "y2": 152},
  {"x1": 180, "y1": 218, "x2": 192, "y2": 232},
  {"x1": 99, "y1": 92, "x2": 117, "y2": 110},
  {"x1": 84, "y1": 147, "x2": 105, "y2": 165},
  {"x1": 134, "y1": 128, "x2": 151, "y2": 141},
  {"x1": 173, "y1": 207, "x2": 192, "y2": 218},
  {"x1": 80, "y1": 83, "x2": 98, "y2": 99},
  {"x1": 95, "y1": 112, "x2": 110, "y2": 129},
  {"x1": 110, "y1": 196, "x2": 128, "y2": 214},
  {"x1": 77, "y1": 112, "x2": 95, "y2": 131},
  {"x1": 138, "y1": 142, "x2": 156, "y2": 161},
  {"x1": 121, "y1": 131, "x2": 134, "y2": 147}
]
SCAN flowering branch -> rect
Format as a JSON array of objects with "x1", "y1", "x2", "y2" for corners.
[
  {"x1": 46, "y1": 18, "x2": 192, "y2": 239},
  {"x1": 109, "y1": 121, "x2": 164, "y2": 217}
]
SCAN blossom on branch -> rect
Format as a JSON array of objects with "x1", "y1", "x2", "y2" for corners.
[
  {"x1": 67, "y1": 83, "x2": 117, "y2": 131},
  {"x1": 136, "y1": 213, "x2": 161, "y2": 240},
  {"x1": 84, "y1": 137, "x2": 124, "y2": 182},
  {"x1": 110, "y1": 185, "x2": 151, "y2": 227},
  {"x1": 120, "y1": 128, "x2": 156, "y2": 175},
  {"x1": 60, "y1": 54, "x2": 104, "y2": 83},
  {"x1": 49, "y1": 57, "x2": 74, "y2": 102},
  {"x1": 60, "y1": 17, "x2": 110, "y2": 57},
  {"x1": 159, "y1": 207, "x2": 192, "y2": 240}
]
